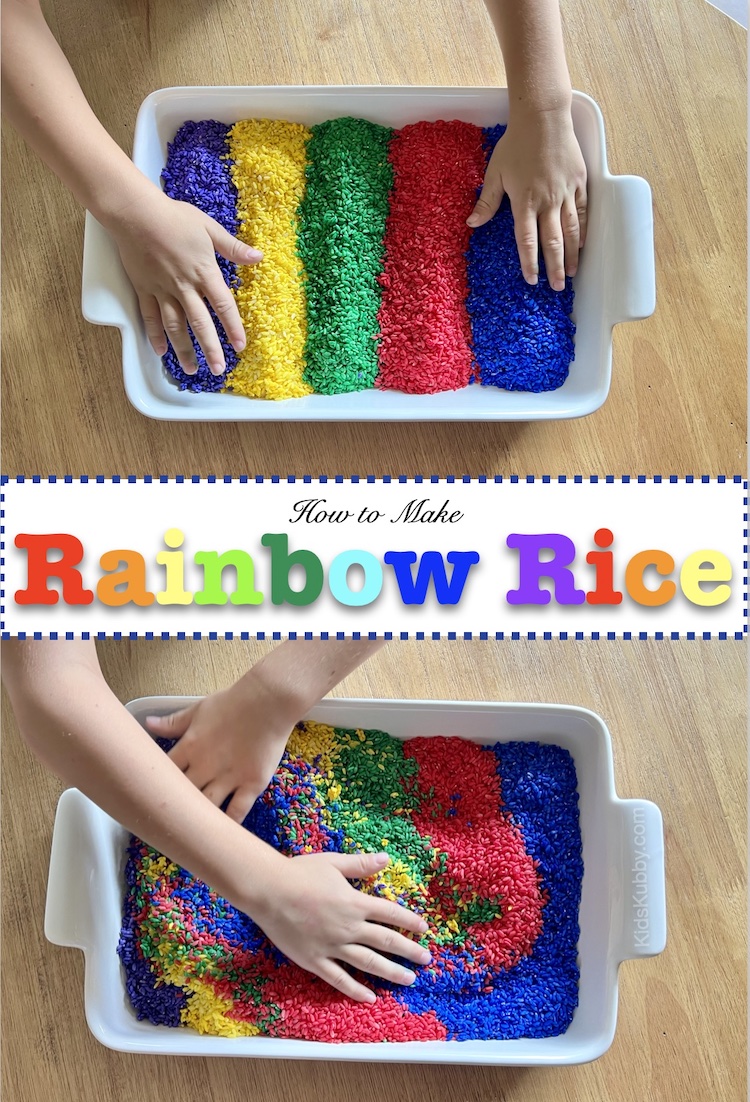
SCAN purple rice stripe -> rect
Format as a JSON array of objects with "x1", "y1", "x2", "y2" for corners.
[{"x1": 159, "y1": 120, "x2": 239, "y2": 393}]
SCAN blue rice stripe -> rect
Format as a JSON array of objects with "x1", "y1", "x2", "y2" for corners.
[{"x1": 466, "y1": 125, "x2": 576, "y2": 392}]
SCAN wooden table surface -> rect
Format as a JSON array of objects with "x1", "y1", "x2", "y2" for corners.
[
  {"x1": 1, "y1": 639, "x2": 745, "y2": 1102},
  {"x1": 1, "y1": 0, "x2": 746, "y2": 477}
]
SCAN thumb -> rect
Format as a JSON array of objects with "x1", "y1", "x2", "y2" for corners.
[
  {"x1": 325, "y1": 851, "x2": 390, "y2": 880},
  {"x1": 207, "y1": 222, "x2": 263, "y2": 266},
  {"x1": 467, "y1": 175, "x2": 505, "y2": 229},
  {"x1": 145, "y1": 706, "x2": 195, "y2": 740}
]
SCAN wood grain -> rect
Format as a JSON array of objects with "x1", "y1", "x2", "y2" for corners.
[
  {"x1": 1, "y1": 0, "x2": 746, "y2": 476},
  {"x1": 1, "y1": 639, "x2": 745, "y2": 1102}
]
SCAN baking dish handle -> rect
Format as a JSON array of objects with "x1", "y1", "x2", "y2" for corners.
[
  {"x1": 44, "y1": 788, "x2": 96, "y2": 951},
  {"x1": 613, "y1": 797, "x2": 667, "y2": 962},
  {"x1": 606, "y1": 175, "x2": 656, "y2": 325},
  {"x1": 81, "y1": 212, "x2": 135, "y2": 329}
]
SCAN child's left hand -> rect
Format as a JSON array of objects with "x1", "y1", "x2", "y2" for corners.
[
  {"x1": 145, "y1": 686, "x2": 294, "y2": 824},
  {"x1": 467, "y1": 106, "x2": 588, "y2": 291}
]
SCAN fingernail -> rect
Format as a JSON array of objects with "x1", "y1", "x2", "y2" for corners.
[
  {"x1": 242, "y1": 247, "x2": 263, "y2": 262},
  {"x1": 553, "y1": 279, "x2": 565, "y2": 292},
  {"x1": 402, "y1": 970, "x2": 417, "y2": 984},
  {"x1": 145, "y1": 715, "x2": 161, "y2": 725},
  {"x1": 209, "y1": 361, "x2": 225, "y2": 375},
  {"x1": 233, "y1": 337, "x2": 247, "y2": 353},
  {"x1": 527, "y1": 274, "x2": 539, "y2": 286},
  {"x1": 419, "y1": 948, "x2": 431, "y2": 964},
  {"x1": 364, "y1": 990, "x2": 377, "y2": 1004},
  {"x1": 183, "y1": 363, "x2": 197, "y2": 375},
  {"x1": 376, "y1": 852, "x2": 390, "y2": 863},
  {"x1": 466, "y1": 214, "x2": 480, "y2": 227},
  {"x1": 418, "y1": 919, "x2": 429, "y2": 932}
]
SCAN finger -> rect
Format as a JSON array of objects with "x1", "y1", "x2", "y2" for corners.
[
  {"x1": 181, "y1": 290, "x2": 226, "y2": 376},
  {"x1": 204, "y1": 270, "x2": 247, "y2": 354},
  {"x1": 364, "y1": 895, "x2": 429, "y2": 936},
  {"x1": 317, "y1": 961, "x2": 377, "y2": 1004},
  {"x1": 467, "y1": 168, "x2": 505, "y2": 229},
  {"x1": 225, "y1": 785, "x2": 259, "y2": 824},
  {"x1": 138, "y1": 294, "x2": 167, "y2": 356},
  {"x1": 324, "y1": 851, "x2": 391, "y2": 880},
  {"x1": 183, "y1": 762, "x2": 213, "y2": 792},
  {"x1": 340, "y1": 945, "x2": 418, "y2": 986},
  {"x1": 201, "y1": 777, "x2": 235, "y2": 808},
  {"x1": 360, "y1": 922, "x2": 432, "y2": 967},
  {"x1": 208, "y1": 222, "x2": 263, "y2": 267},
  {"x1": 576, "y1": 185, "x2": 589, "y2": 249},
  {"x1": 160, "y1": 297, "x2": 197, "y2": 375},
  {"x1": 145, "y1": 706, "x2": 196, "y2": 741},
  {"x1": 538, "y1": 207, "x2": 566, "y2": 292},
  {"x1": 561, "y1": 196, "x2": 581, "y2": 278},
  {"x1": 513, "y1": 207, "x2": 540, "y2": 286}
]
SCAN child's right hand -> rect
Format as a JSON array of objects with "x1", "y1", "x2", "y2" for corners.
[
  {"x1": 467, "y1": 106, "x2": 587, "y2": 291},
  {"x1": 248, "y1": 850, "x2": 431, "y2": 1002},
  {"x1": 106, "y1": 189, "x2": 262, "y2": 376}
]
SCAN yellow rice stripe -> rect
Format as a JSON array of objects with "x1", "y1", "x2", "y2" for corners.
[{"x1": 226, "y1": 119, "x2": 313, "y2": 400}]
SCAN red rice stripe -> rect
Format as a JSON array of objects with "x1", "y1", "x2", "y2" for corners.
[{"x1": 376, "y1": 121, "x2": 486, "y2": 394}]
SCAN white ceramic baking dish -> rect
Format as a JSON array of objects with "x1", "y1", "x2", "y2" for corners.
[
  {"x1": 81, "y1": 86, "x2": 655, "y2": 422},
  {"x1": 45, "y1": 696, "x2": 666, "y2": 1064}
]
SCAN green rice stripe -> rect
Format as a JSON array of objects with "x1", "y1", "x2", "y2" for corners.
[{"x1": 298, "y1": 118, "x2": 393, "y2": 394}]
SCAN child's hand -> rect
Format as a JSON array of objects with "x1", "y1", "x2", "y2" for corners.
[
  {"x1": 250, "y1": 851, "x2": 432, "y2": 1002},
  {"x1": 145, "y1": 640, "x2": 386, "y2": 827},
  {"x1": 145, "y1": 686, "x2": 292, "y2": 824},
  {"x1": 108, "y1": 189, "x2": 262, "y2": 376},
  {"x1": 467, "y1": 107, "x2": 587, "y2": 291}
]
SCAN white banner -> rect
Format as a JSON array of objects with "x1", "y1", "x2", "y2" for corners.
[{"x1": 1, "y1": 477, "x2": 745, "y2": 638}]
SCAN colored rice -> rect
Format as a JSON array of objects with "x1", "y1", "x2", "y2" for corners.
[
  {"x1": 158, "y1": 117, "x2": 577, "y2": 398},
  {"x1": 224, "y1": 119, "x2": 312, "y2": 400},
  {"x1": 298, "y1": 118, "x2": 393, "y2": 394},
  {"x1": 375, "y1": 121, "x2": 486, "y2": 394},
  {"x1": 466, "y1": 126, "x2": 576, "y2": 392},
  {"x1": 159, "y1": 120, "x2": 239, "y2": 393},
  {"x1": 119, "y1": 727, "x2": 583, "y2": 1042}
]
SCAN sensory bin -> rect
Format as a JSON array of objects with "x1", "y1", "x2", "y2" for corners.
[
  {"x1": 119, "y1": 724, "x2": 583, "y2": 1043},
  {"x1": 161, "y1": 117, "x2": 575, "y2": 399}
]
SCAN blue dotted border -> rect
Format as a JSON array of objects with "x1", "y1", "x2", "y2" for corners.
[
  {"x1": 0, "y1": 474, "x2": 746, "y2": 485},
  {"x1": 1, "y1": 475, "x2": 746, "y2": 641}
]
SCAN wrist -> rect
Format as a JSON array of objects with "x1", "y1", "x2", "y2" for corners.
[
  {"x1": 221, "y1": 838, "x2": 289, "y2": 920},
  {"x1": 88, "y1": 168, "x2": 166, "y2": 234},
  {"x1": 234, "y1": 647, "x2": 319, "y2": 728},
  {"x1": 229, "y1": 663, "x2": 307, "y2": 735},
  {"x1": 508, "y1": 93, "x2": 573, "y2": 125}
]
